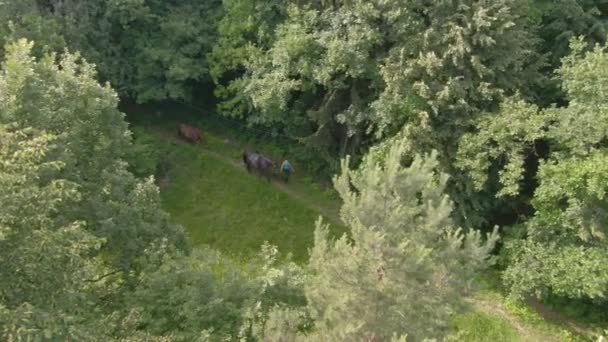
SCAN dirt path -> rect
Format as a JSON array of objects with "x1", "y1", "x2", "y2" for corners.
[
  {"x1": 526, "y1": 298, "x2": 597, "y2": 338},
  {"x1": 203, "y1": 147, "x2": 343, "y2": 226},
  {"x1": 472, "y1": 296, "x2": 602, "y2": 341},
  {"x1": 470, "y1": 297, "x2": 559, "y2": 341},
  {"x1": 149, "y1": 127, "x2": 344, "y2": 226}
]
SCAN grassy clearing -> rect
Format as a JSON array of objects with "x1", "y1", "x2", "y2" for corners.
[
  {"x1": 451, "y1": 310, "x2": 520, "y2": 341},
  {"x1": 126, "y1": 102, "x2": 599, "y2": 341},
  {"x1": 126, "y1": 101, "x2": 343, "y2": 221},
  {"x1": 201, "y1": 131, "x2": 343, "y2": 224},
  {"x1": 138, "y1": 127, "x2": 346, "y2": 262}
]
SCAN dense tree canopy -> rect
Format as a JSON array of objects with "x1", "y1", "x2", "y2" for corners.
[
  {"x1": 0, "y1": 125, "x2": 105, "y2": 340},
  {"x1": 0, "y1": 39, "x2": 187, "y2": 277},
  {"x1": 2, "y1": 0, "x2": 608, "y2": 339},
  {"x1": 210, "y1": 0, "x2": 546, "y2": 225},
  {"x1": 0, "y1": 40, "x2": 279, "y2": 340},
  {"x1": 303, "y1": 144, "x2": 498, "y2": 340},
  {"x1": 0, "y1": 0, "x2": 222, "y2": 102},
  {"x1": 458, "y1": 37, "x2": 608, "y2": 301}
]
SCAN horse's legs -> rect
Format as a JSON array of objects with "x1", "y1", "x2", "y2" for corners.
[{"x1": 242, "y1": 154, "x2": 251, "y2": 172}]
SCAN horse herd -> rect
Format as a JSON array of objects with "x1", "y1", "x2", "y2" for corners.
[{"x1": 178, "y1": 123, "x2": 278, "y2": 181}]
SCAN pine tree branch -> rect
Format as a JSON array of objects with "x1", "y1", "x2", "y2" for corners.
[{"x1": 85, "y1": 270, "x2": 122, "y2": 283}]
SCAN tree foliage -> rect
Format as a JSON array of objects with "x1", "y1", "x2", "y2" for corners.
[
  {"x1": 251, "y1": 142, "x2": 498, "y2": 341},
  {"x1": 0, "y1": 0, "x2": 66, "y2": 59},
  {"x1": 0, "y1": 0, "x2": 222, "y2": 102},
  {"x1": 0, "y1": 125, "x2": 106, "y2": 340},
  {"x1": 0, "y1": 40, "x2": 192, "y2": 339},
  {"x1": 458, "y1": 37, "x2": 608, "y2": 301},
  {"x1": 210, "y1": 0, "x2": 287, "y2": 119},
  {"x1": 504, "y1": 152, "x2": 608, "y2": 300},
  {"x1": 212, "y1": 0, "x2": 543, "y2": 225},
  {"x1": 531, "y1": 0, "x2": 607, "y2": 71},
  {"x1": 0, "y1": 39, "x2": 187, "y2": 277},
  {"x1": 2, "y1": 0, "x2": 608, "y2": 336}
]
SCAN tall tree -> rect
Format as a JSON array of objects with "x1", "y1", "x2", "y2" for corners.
[
  {"x1": 0, "y1": 0, "x2": 65, "y2": 59},
  {"x1": 527, "y1": 0, "x2": 608, "y2": 105},
  {"x1": 261, "y1": 141, "x2": 498, "y2": 341},
  {"x1": 531, "y1": 0, "x2": 607, "y2": 71},
  {"x1": 209, "y1": 0, "x2": 288, "y2": 118},
  {"x1": 0, "y1": 39, "x2": 186, "y2": 281},
  {"x1": 217, "y1": 0, "x2": 542, "y2": 224},
  {"x1": 0, "y1": 125, "x2": 106, "y2": 340},
  {"x1": 128, "y1": 243, "x2": 307, "y2": 341},
  {"x1": 0, "y1": 0, "x2": 223, "y2": 102},
  {"x1": 457, "y1": 37, "x2": 608, "y2": 301},
  {"x1": 0, "y1": 126, "x2": 175, "y2": 341},
  {"x1": 369, "y1": 0, "x2": 543, "y2": 225}
]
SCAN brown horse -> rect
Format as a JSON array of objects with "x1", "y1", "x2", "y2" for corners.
[
  {"x1": 242, "y1": 150, "x2": 276, "y2": 181},
  {"x1": 178, "y1": 123, "x2": 202, "y2": 144}
]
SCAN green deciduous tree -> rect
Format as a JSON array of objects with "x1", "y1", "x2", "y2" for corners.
[
  {"x1": 0, "y1": 0, "x2": 66, "y2": 59},
  {"x1": 458, "y1": 37, "x2": 608, "y2": 301},
  {"x1": 0, "y1": 126, "x2": 167, "y2": 341},
  {"x1": 504, "y1": 152, "x2": 608, "y2": 300},
  {"x1": 520, "y1": 0, "x2": 608, "y2": 105},
  {"x1": 0, "y1": 0, "x2": 223, "y2": 102},
  {"x1": 216, "y1": 0, "x2": 542, "y2": 225},
  {"x1": 128, "y1": 242, "x2": 307, "y2": 341},
  {"x1": 0, "y1": 124, "x2": 107, "y2": 340},
  {"x1": 129, "y1": 248, "x2": 258, "y2": 341},
  {"x1": 125, "y1": 0, "x2": 222, "y2": 102},
  {"x1": 210, "y1": 0, "x2": 287, "y2": 118},
  {"x1": 530, "y1": 0, "x2": 607, "y2": 102},
  {"x1": 57, "y1": 0, "x2": 222, "y2": 102},
  {"x1": 456, "y1": 96, "x2": 546, "y2": 198},
  {"x1": 0, "y1": 38, "x2": 186, "y2": 280}
]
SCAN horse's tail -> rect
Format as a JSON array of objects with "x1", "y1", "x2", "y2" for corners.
[{"x1": 242, "y1": 151, "x2": 250, "y2": 171}]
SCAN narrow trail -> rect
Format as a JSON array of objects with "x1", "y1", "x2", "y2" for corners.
[
  {"x1": 470, "y1": 298, "x2": 559, "y2": 341},
  {"x1": 471, "y1": 296, "x2": 600, "y2": 341},
  {"x1": 149, "y1": 127, "x2": 344, "y2": 227},
  {"x1": 203, "y1": 147, "x2": 343, "y2": 226},
  {"x1": 526, "y1": 298, "x2": 597, "y2": 338}
]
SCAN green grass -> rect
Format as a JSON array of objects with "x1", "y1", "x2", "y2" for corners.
[
  {"x1": 205, "y1": 132, "x2": 342, "y2": 216},
  {"x1": 150, "y1": 131, "x2": 346, "y2": 263},
  {"x1": 467, "y1": 272, "x2": 595, "y2": 341},
  {"x1": 451, "y1": 311, "x2": 520, "y2": 342}
]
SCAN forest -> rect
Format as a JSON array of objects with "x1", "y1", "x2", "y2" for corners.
[{"x1": 1, "y1": 0, "x2": 608, "y2": 340}]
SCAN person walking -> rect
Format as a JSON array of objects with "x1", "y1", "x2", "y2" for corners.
[{"x1": 280, "y1": 159, "x2": 294, "y2": 183}]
